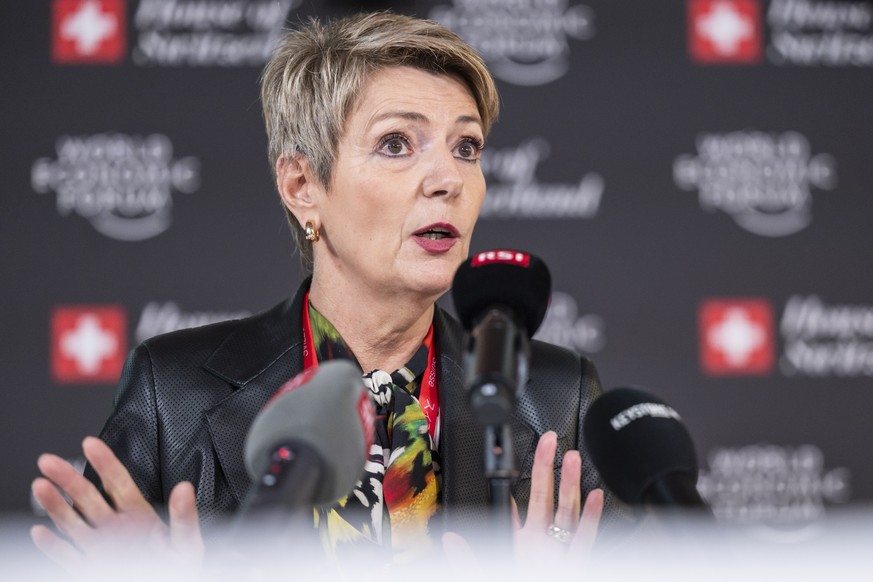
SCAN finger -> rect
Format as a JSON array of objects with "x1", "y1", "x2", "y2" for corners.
[
  {"x1": 554, "y1": 450, "x2": 582, "y2": 533},
  {"x1": 569, "y1": 488, "x2": 603, "y2": 569},
  {"x1": 168, "y1": 482, "x2": 204, "y2": 560},
  {"x1": 32, "y1": 477, "x2": 93, "y2": 543},
  {"x1": 30, "y1": 524, "x2": 84, "y2": 574},
  {"x1": 82, "y1": 437, "x2": 153, "y2": 516},
  {"x1": 525, "y1": 431, "x2": 557, "y2": 530},
  {"x1": 36, "y1": 453, "x2": 114, "y2": 526}
]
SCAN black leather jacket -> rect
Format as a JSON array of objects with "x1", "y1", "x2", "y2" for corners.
[{"x1": 87, "y1": 281, "x2": 612, "y2": 535}]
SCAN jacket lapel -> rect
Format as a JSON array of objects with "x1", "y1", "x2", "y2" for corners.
[
  {"x1": 202, "y1": 283, "x2": 308, "y2": 504},
  {"x1": 435, "y1": 308, "x2": 491, "y2": 532}
]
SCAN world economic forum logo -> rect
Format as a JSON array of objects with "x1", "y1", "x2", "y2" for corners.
[
  {"x1": 698, "y1": 443, "x2": 851, "y2": 536},
  {"x1": 430, "y1": 0, "x2": 595, "y2": 86},
  {"x1": 534, "y1": 291, "x2": 605, "y2": 354},
  {"x1": 32, "y1": 133, "x2": 200, "y2": 241},
  {"x1": 674, "y1": 131, "x2": 837, "y2": 237}
]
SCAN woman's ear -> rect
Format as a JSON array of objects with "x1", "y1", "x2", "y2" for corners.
[{"x1": 276, "y1": 153, "x2": 321, "y2": 226}]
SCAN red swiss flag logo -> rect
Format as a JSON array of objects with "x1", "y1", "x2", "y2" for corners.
[
  {"x1": 51, "y1": 306, "x2": 127, "y2": 384},
  {"x1": 687, "y1": 0, "x2": 763, "y2": 64},
  {"x1": 699, "y1": 299, "x2": 774, "y2": 376},
  {"x1": 52, "y1": 0, "x2": 127, "y2": 65}
]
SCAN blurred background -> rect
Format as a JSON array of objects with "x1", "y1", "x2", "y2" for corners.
[{"x1": 2, "y1": 0, "x2": 872, "y2": 550}]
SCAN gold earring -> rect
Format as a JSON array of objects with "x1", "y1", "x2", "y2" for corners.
[{"x1": 304, "y1": 221, "x2": 320, "y2": 243}]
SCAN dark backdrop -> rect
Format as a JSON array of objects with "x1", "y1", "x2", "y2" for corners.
[{"x1": 3, "y1": 0, "x2": 872, "y2": 540}]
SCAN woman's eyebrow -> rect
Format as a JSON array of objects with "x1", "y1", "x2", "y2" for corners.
[
  {"x1": 367, "y1": 111, "x2": 482, "y2": 128},
  {"x1": 455, "y1": 114, "x2": 482, "y2": 127},
  {"x1": 369, "y1": 110, "x2": 430, "y2": 127}
]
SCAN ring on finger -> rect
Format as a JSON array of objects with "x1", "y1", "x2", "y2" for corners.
[{"x1": 546, "y1": 523, "x2": 572, "y2": 543}]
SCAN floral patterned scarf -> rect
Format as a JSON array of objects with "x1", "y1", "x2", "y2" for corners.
[{"x1": 302, "y1": 295, "x2": 441, "y2": 562}]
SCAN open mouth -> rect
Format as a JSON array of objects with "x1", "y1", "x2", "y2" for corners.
[
  {"x1": 418, "y1": 228, "x2": 452, "y2": 240},
  {"x1": 414, "y1": 223, "x2": 459, "y2": 240}
]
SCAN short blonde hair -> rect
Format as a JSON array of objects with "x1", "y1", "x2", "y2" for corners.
[{"x1": 260, "y1": 11, "x2": 500, "y2": 272}]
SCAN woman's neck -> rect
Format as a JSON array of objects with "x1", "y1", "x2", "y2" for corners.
[{"x1": 308, "y1": 272, "x2": 437, "y2": 373}]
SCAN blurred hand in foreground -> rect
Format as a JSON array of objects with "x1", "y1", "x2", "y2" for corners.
[
  {"x1": 443, "y1": 431, "x2": 603, "y2": 575},
  {"x1": 31, "y1": 436, "x2": 203, "y2": 579}
]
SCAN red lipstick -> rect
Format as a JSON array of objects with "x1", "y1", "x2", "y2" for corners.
[{"x1": 412, "y1": 222, "x2": 459, "y2": 253}]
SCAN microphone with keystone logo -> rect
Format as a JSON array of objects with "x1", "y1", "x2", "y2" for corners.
[{"x1": 583, "y1": 387, "x2": 711, "y2": 513}]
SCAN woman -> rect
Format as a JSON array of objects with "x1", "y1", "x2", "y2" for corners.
[{"x1": 31, "y1": 12, "x2": 609, "y2": 572}]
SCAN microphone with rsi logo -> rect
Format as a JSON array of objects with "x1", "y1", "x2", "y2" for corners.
[
  {"x1": 583, "y1": 387, "x2": 710, "y2": 512},
  {"x1": 452, "y1": 249, "x2": 551, "y2": 535},
  {"x1": 239, "y1": 360, "x2": 374, "y2": 521},
  {"x1": 451, "y1": 249, "x2": 551, "y2": 425}
]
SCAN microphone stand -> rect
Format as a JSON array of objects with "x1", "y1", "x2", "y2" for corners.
[
  {"x1": 467, "y1": 308, "x2": 529, "y2": 549},
  {"x1": 482, "y1": 422, "x2": 515, "y2": 532},
  {"x1": 214, "y1": 442, "x2": 326, "y2": 576}
]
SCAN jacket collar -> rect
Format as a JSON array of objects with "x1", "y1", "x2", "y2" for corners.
[
  {"x1": 201, "y1": 282, "x2": 308, "y2": 502},
  {"x1": 202, "y1": 283, "x2": 306, "y2": 388}
]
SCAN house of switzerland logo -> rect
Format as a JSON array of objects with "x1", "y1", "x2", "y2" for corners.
[
  {"x1": 697, "y1": 296, "x2": 873, "y2": 378},
  {"x1": 132, "y1": 0, "x2": 297, "y2": 66},
  {"x1": 479, "y1": 138, "x2": 604, "y2": 219},
  {"x1": 135, "y1": 301, "x2": 251, "y2": 343},
  {"x1": 686, "y1": 0, "x2": 873, "y2": 67},
  {"x1": 52, "y1": 0, "x2": 299, "y2": 67},
  {"x1": 780, "y1": 295, "x2": 873, "y2": 376},
  {"x1": 768, "y1": 0, "x2": 873, "y2": 66}
]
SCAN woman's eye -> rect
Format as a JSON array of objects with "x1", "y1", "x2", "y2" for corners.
[
  {"x1": 455, "y1": 138, "x2": 483, "y2": 161},
  {"x1": 379, "y1": 135, "x2": 411, "y2": 156}
]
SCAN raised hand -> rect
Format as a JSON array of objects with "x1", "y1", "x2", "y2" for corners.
[
  {"x1": 31, "y1": 436, "x2": 203, "y2": 578},
  {"x1": 443, "y1": 431, "x2": 603, "y2": 575},
  {"x1": 513, "y1": 431, "x2": 603, "y2": 570}
]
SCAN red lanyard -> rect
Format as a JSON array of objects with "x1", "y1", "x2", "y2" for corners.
[
  {"x1": 301, "y1": 292, "x2": 318, "y2": 371},
  {"x1": 301, "y1": 292, "x2": 440, "y2": 440}
]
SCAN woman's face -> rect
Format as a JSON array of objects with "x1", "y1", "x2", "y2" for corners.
[{"x1": 311, "y1": 66, "x2": 487, "y2": 300}]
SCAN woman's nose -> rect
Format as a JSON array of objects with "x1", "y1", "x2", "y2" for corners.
[{"x1": 421, "y1": 148, "x2": 465, "y2": 199}]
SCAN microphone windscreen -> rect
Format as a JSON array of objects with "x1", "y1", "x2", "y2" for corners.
[
  {"x1": 452, "y1": 249, "x2": 551, "y2": 336},
  {"x1": 243, "y1": 360, "x2": 374, "y2": 506},
  {"x1": 583, "y1": 387, "x2": 699, "y2": 505}
]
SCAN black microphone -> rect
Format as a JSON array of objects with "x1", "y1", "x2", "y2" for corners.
[
  {"x1": 451, "y1": 249, "x2": 551, "y2": 425},
  {"x1": 583, "y1": 387, "x2": 709, "y2": 510},
  {"x1": 241, "y1": 360, "x2": 374, "y2": 517}
]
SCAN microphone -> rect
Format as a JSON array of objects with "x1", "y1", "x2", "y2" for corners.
[
  {"x1": 583, "y1": 387, "x2": 709, "y2": 510},
  {"x1": 241, "y1": 360, "x2": 374, "y2": 516},
  {"x1": 451, "y1": 249, "x2": 551, "y2": 536},
  {"x1": 451, "y1": 249, "x2": 551, "y2": 425}
]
